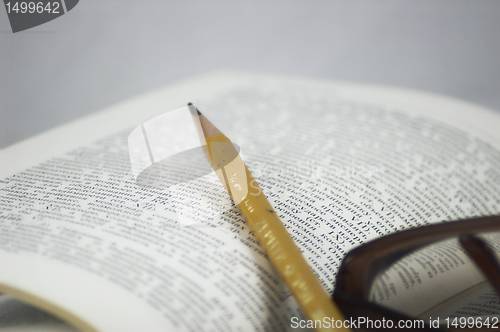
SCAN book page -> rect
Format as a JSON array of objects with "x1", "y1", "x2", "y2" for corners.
[
  {"x1": 370, "y1": 232, "x2": 500, "y2": 319},
  {"x1": 422, "y1": 281, "x2": 500, "y2": 319},
  {"x1": 369, "y1": 237, "x2": 495, "y2": 317},
  {"x1": 0, "y1": 73, "x2": 499, "y2": 331}
]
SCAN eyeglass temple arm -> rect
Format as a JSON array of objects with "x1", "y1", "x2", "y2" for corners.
[
  {"x1": 460, "y1": 235, "x2": 500, "y2": 296},
  {"x1": 335, "y1": 216, "x2": 500, "y2": 300}
]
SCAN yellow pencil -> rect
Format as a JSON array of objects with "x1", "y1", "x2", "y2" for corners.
[{"x1": 189, "y1": 104, "x2": 349, "y2": 332}]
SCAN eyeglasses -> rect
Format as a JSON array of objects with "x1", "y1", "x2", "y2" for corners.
[{"x1": 333, "y1": 215, "x2": 500, "y2": 331}]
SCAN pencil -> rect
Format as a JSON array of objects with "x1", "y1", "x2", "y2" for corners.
[{"x1": 189, "y1": 104, "x2": 349, "y2": 332}]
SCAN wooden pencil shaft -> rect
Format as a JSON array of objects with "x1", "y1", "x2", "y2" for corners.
[
  {"x1": 192, "y1": 106, "x2": 349, "y2": 331},
  {"x1": 234, "y1": 167, "x2": 347, "y2": 332}
]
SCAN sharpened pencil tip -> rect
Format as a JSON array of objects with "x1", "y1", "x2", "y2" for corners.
[{"x1": 187, "y1": 102, "x2": 202, "y2": 115}]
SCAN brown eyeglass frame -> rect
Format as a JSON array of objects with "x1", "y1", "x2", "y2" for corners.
[{"x1": 332, "y1": 215, "x2": 500, "y2": 331}]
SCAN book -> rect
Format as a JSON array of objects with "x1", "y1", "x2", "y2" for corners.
[{"x1": 0, "y1": 72, "x2": 499, "y2": 331}]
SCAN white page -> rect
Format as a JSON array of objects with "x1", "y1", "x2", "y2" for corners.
[
  {"x1": 423, "y1": 281, "x2": 500, "y2": 319},
  {"x1": 0, "y1": 72, "x2": 499, "y2": 331}
]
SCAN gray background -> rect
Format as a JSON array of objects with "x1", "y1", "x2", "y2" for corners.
[{"x1": 1, "y1": 0, "x2": 500, "y2": 148}]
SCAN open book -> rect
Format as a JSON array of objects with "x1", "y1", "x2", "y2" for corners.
[{"x1": 0, "y1": 72, "x2": 499, "y2": 331}]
